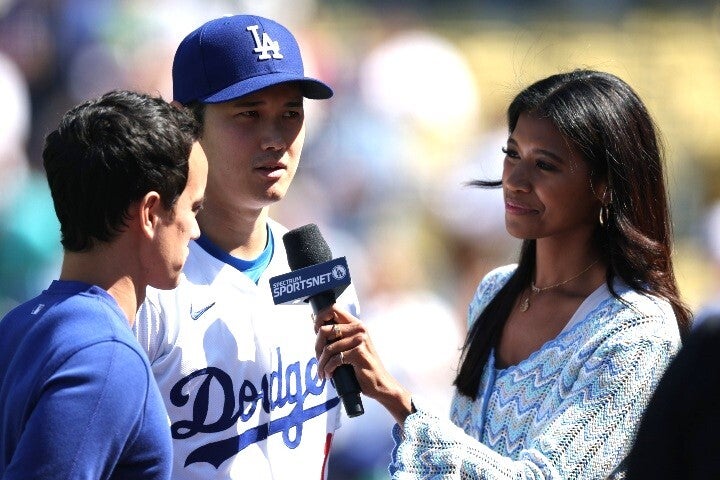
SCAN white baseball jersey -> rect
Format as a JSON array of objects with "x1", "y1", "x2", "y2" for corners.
[{"x1": 134, "y1": 219, "x2": 359, "y2": 479}]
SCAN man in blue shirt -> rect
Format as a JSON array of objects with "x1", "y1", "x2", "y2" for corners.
[{"x1": 0, "y1": 90, "x2": 208, "y2": 479}]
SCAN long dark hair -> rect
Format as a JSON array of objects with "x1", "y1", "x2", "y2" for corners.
[{"x1": 454, "y1": 69, "x2": 692, "y2": 399}]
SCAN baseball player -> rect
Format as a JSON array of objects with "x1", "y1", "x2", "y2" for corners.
[
  {"x1": 0, "y1": 90, "x2": 207, "y2": 479},
  {"x1": 133, "y1": 15, "x2": 360, "y2": 479}
]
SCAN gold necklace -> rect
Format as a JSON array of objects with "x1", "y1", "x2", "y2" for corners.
[{"x1": 519, "y1": 259, "x2": 600, "y2": 312}]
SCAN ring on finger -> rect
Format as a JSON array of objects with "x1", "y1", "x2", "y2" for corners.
[
  {"x1": 340, "y1": 351, "x2": 344, "y2": 364},
  {"x1": 332, "y1": 324, "x2": 341, "y2": 339}
]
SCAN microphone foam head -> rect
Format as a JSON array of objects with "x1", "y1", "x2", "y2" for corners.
[{"x1": 283, "y1": 223, "x2": 332, "y2": 270}]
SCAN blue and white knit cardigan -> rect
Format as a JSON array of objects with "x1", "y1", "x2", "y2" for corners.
[{"x1": 390, "y1": 265, "x2": 681, "y2": 479}]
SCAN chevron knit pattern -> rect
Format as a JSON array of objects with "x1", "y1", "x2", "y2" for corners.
[{"x1": 389, "y1": 265, "x2": 681, "y2": 479}]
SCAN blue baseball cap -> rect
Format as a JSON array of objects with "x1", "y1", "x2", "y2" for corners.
[{"x1": 172, "y1": 15, "x2": 333, "y2": 104}]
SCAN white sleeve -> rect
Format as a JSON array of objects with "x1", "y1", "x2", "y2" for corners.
[
  {"x1": 133, "y1": 292, "x2": 167, "y2": 364},
  {"x1": 336, "y1": 282, "x2": 361, "y2": 318}
]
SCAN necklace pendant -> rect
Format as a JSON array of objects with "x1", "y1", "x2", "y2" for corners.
[{"x1": 520, "y1": 296, "x2": 530, "y2": 312}]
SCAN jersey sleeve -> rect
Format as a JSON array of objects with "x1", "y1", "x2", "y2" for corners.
[
  {"x1": 3, "y1": 341, "x2": 156, "y2": 480},
  {"x1": 389, "y1": 322, "x2": 678, "y2": 479},
  {"x1": 134, "y1": 295, "x2": 168, "y2": 363},
  {"x1": 336, "y1": 282, "x2": 361, "y2": 318}
]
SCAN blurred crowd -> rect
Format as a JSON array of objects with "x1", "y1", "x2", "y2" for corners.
[{"x1": 1, "y1": 0, "x2": 719, "y2": 478}]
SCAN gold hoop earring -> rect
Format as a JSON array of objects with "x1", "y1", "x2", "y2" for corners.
[{"x1": 599, "y1": 204, "x2": 610, "y2": 227}]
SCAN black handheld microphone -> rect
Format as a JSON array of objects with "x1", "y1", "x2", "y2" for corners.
[{"x1": 282, "y1": 224, "x2": 364, "y2": 418}]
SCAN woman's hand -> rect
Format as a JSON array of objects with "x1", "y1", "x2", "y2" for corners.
[{"x1": 313, "y1": 305, "x2": 415, "y2": 425}]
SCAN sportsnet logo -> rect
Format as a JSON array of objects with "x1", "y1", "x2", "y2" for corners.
[
  {"x1": 270, "y1": 257, "x2": 351, "y2": 305},
  {"x1": 272, "y1": 273, "x2": 333, "y2": 297}
]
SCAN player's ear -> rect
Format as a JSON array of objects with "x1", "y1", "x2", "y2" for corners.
[{"x1": 138, "y1": 191, "x2": 163, "y2": 239}]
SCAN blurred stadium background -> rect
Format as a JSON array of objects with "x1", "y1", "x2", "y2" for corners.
[{"x1": 1, "y1": 0, "x2": 719, "y2": 478}]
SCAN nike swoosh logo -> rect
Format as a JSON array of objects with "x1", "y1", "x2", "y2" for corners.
[{"x1": 190, "y1": 302, "x2": 216, "y2": 320}]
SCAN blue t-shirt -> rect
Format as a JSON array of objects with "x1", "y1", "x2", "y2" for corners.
[{"x1": 0, "y1": 280, "x2": 172, "y2": 479}]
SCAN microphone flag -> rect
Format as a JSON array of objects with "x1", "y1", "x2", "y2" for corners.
[{"x1": 270, "y1": 257, "x2": 351, "y2": 305}]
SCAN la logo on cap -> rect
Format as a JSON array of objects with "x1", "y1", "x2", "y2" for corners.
[{"x1": 246, "y1": 25, "x2": 283, "y2": 60}]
